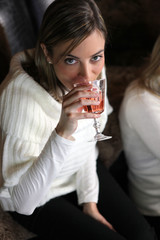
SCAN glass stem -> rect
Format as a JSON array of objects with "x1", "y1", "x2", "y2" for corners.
[{"x1": 94, "y1": 118, "x2": 101, "y2": 135}]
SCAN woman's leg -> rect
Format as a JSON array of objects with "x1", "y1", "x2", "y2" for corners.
[
  {"x1": 144, "y1": 216, "x2": 160, "y2": 240},
  {"x1": 10, "y1": 191, "x2": 127, "y2": 240},
  {"x1": 97, "y1": 159, "x2": 155, "y2": 240}
]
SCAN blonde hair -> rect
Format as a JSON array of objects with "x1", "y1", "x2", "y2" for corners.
[
  {"x1": 136, "y1": 35, "x2": 160, "y2": 96},
  {"x1": 34, "y1": 0, "x2": 107, "y2": 101}
]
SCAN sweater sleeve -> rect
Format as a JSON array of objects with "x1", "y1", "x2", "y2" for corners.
[
  {"x1": 1, "y1": 130, "x2": 75, "y2": 215},
  {"x1": 76, "y1": 146, "x2": 99, "y2": 205}
]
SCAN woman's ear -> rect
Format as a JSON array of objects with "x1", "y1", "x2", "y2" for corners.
[{"x1": 40, "y1": 43, "x2": 52, "y2": 64}]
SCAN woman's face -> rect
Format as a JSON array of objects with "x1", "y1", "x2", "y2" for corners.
[{"x1": 52, "y1": 30, "x2": 105, "y2": 90}]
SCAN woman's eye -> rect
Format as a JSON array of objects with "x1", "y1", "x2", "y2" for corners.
[
  {"x1": 65, "y1": 58, "x2": 77, "y2": 65},
  {"x1": 92, "y1": 55, "x2": 102, "y2": 62}
]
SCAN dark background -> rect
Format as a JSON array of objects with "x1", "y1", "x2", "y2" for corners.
[{"x1": 96, "y1": 0, "x2": 160, "y2": 66}]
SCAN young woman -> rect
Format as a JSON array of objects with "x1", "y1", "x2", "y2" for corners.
[
  {"x1": 0, "y1": 0, "x2": 155, "y2": 239},
  {"x1": 119, "y1": 35, "x2": 160, "y2": 239}
]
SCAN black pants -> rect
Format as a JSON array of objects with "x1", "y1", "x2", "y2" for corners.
[
  {"x1": 9, "y1": 160, "x2": 155, "y2": 240},
  {"x1": 144, "y1": 216, "x2": 160, "y2": 240}
]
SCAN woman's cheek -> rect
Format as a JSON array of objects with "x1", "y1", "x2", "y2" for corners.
[{"x1": 94, "y1": 62, "x2": 104, "y2": 75}]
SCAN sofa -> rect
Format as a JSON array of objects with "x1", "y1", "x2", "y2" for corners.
[{"x1": 0, "y1": 0, "x2": 159, "y2": 239}]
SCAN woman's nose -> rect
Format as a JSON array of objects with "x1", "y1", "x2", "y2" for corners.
[{"x1": 79, "y1": 63, "x2": 91, "y2": 82}]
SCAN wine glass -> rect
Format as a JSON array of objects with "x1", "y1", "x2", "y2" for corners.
[
  {"x1": 74, "y1": 78, "x2": 112, "y2": 142},
  {"x1": 85, "y1": 78, "x2": 112, "y2": 141}
]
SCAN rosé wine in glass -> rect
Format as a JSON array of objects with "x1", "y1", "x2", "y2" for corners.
[{"x1": 83, "y1": 90, "x2": 104, "y2": 114}]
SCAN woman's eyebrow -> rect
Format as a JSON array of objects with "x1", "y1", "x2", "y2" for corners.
[
  {"x1": 65, "y1": 49, "x2": 104, "y2": 59},
  {"x1": 66, "y1": 54, "x2": 80, "y2": 60},
  {"x1": 91, "y1": 49, "x2": 104, "y2": 57}
]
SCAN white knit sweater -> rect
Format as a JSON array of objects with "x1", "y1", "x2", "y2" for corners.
[{"x1": 0, "y1": 51, "x2": 112, "y2": 215}]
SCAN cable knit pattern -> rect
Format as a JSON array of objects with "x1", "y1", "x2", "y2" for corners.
[{"x1": 0, "y1": 51, "x2": 111, "y2": 215}]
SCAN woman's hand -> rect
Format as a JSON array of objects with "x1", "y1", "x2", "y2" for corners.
[
  {"x1": 83, "y1": 202, "x2": 115, "y2": 231},
  {"x1": 55, "y1": 84, "x2": 100, "y2": 140}
]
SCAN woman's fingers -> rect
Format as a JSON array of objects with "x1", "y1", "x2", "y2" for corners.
[
  {"x1": 65, "y1": 84, "x2": 92, "y2": 98},
  {"x1": 63, "y1": 89, "x2": 99, "y2": 110},
  {"x1": 62, "y1": 98, "x2": 101, "y2": 119},
  {"x1": 64, "y1": 111, "x2": 100, "y2": 120},
  {"x1": 101, "y1": 218, "x2": 116, "y2": 231},
  {"x1": 63, "y1": 98, "x2": 100, "y2": 113}
]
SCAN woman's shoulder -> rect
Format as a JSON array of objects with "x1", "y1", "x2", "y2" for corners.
[
  {"x1": 0, "y1": 50, "x2": 61, "y2": 121},
  {"x1": 122, "y1": 80, "x2": 159, "y2": 107},
  {"x1": 119, "y1": 80, "x2": 160, "y2": 125}
]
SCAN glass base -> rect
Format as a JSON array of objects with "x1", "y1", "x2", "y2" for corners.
[{"x1": 89, "y1": 133, "x2": 112, "y2": 142}]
